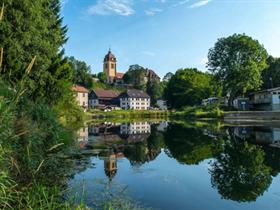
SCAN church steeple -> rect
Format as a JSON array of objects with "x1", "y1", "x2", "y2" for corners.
[{"x1": 103, "y1": 49, "x2": 117, "y2": 83}]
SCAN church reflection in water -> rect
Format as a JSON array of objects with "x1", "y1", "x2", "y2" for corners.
[{"x1": 77, "y1": 121, "x2": 168, "y2": 180}]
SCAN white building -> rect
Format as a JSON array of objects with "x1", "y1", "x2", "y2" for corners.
[
  {"x1": 72, "y1": 85, "x2": 89, "y2": 110},
  {"x1": 156, "y1": 99, "x2": 167, "y2": 110},
  {"x1": 119, "y1": 89, "x2": 150, "y2": 110},
  {"x1": 251, "y1": 87, "x2": 280, "y2": 111}
]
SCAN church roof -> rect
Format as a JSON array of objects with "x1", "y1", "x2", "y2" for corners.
[
  {"x1": 104, "y1": 49, "x2": 116, "y2": 62},
  {"x1": 116, "y1": 72, "x2": 124, "y2": 79}
]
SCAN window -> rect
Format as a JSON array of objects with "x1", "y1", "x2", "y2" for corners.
[
  {"x1": 111, "y1": 63, "x2": 114, "y2": 68},
  {"x1": 83, "y1": 93, "x2": 85, "y2": 97}
]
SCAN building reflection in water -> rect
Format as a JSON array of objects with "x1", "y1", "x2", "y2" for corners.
[
  {"x1": 77, "y1": 126, "x2": 89, "y2": 149},
  {"x1": 233, "y1": 126, "x2": 280, "y2": 148},
  {"x1": 77, "y1": 122, "x2": 157, "y2": 180}
]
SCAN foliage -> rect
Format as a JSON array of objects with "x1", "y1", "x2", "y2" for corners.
[
  {"x1": 0, "y1": 0, "x2": 71, "y2": 103},
  {"x1": 165, "y1": 68, "x2": 215, "y2": 108},
  {"x1": 68, "y1": 56, "x2": 93, "y2": 89},
  {"x1": 97, "y1": 72, "x2": 107, "y2": 83},
  {"x1": 262, "y1": 56, "x2": 280, "y2": 89},
  {"x1": 146, "y1": 79, "x2": 164, "y2": 105},
  {"x1": 162, "y1": 72, "x2": 173, "y2": 82},
  {"x1": 123, "y1": 65, "x2": 147, "y2": 90},
  {"x1": 208, "y1": 34, "x2": 268, "y2": 104}
]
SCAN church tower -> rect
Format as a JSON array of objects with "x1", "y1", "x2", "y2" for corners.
[{"x1": 103, "y1": 49, "x2": 117, "y2": 83}]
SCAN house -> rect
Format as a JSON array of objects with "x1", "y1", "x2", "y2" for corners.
[
  {"x1": 157, "y1": 99, "x2": 167, "y2": 110},
  {"x1": 89, "y1": 89, "x2": 119, "y2": 109},
  {"x1": 72, "y1": 85, "x2": 89, "y2": 110},
  {"x1": 233, "y1": 97, "x2": 250, "y2": 110},
  {"x1": 119, "y1": 89, "x2": 150, "y2": 110},
  {"x1": 250, "y1": 87, "x2": 280, "y2": 111},
  {"x1": 103, "y1": 49, "x2": 125, "y2": 84},
  {"x1": 202, "y1": 97, "x2": 219, "y2": 106}
]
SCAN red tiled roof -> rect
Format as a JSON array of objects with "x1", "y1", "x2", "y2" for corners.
[
  {"x1": 72, "y1": 85, "x2": 89, "y2": 93},
  {"x1": 93, "y1": 89, "x2": 119, "y2": 98},
  {"x1": 116, "y1": 72, "x2": 124, "y2": 79}
]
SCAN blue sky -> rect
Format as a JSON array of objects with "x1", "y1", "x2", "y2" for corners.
[{"x1": 61, "y1": 0, "x2": 280, "y2": 78}]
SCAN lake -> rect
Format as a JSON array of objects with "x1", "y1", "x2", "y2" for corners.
[{"x1": 66, "y1": 120, "x2": 280, "y2": 210}]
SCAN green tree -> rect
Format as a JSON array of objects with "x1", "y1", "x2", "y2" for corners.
[
  {"x1": 208, "y1": 34, "x2": 268, "y2": 105},
  {"x1": 0, "y1": 0, "x2": 70, "y2": 103},
  {"x1": 147, "y1": 79, "x2": 164, "y2": 105},
  {"x1": 123, "y1": 64, "x2": 147, "y2": 90},
  {"x1": 162, "y1": 72, "x2": 174, "y2": 82},
  {"x1": 165, "y1": 68, "x2": 214, "y2": 108},
  {"x1": 67, "y1": 56, "x2": 93, "y2": 89},
  {"x1": 262, "y1": 56, "x2": 280, "y2": 89},
  {"x1": 97, "y1": 72, "x2": 107, "y2": 83}
]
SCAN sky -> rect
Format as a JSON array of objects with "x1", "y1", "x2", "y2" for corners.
[{"x1": 61, "y1": 0, "x2": 280, "y2": 78}]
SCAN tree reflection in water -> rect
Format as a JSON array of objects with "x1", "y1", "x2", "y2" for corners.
[
  {"x1": 164, "y1": 123, "x2": 223, "y2": 165},
  {"x1": 209, "y1": 128, "x2": 272, "y2": 202}
]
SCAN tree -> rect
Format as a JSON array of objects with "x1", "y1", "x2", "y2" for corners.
[
  {"x1": 165, "y1": 68, "x2": 214, "y2": 108},
  {"x1": 97, "y1": 72, "x2": 107, "y2": 83},
  {"x1": 123, "y1": 64, "x2": 147, "y2": 90},
  {"x1": 147, "y1": 79, "x2": 163, "y2": 105},
  {"x1": 262, "y1": 56, "x2": 280, "y2": 89},
  {"x1": 67, "y1": 56, "x2": 93, "y2": 89},
  {"x1": 162, "y1": 72, "x2": 174, "y2": 82},
  {"x1": 208, "y1": 34, "x2": 268, "y2": 105},
  {"x1": 0, "y1": 0, "x2": 70, "y2": 103}
]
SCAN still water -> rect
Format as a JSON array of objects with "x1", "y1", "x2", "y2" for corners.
[{"x1": 66, "y1": 121, "x2": 280, "y2": 210}]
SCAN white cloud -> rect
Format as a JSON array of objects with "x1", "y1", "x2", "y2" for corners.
[
  {"x1": 145, "y1": 8, "x2": 163, "y2": 16},
  {"x1": 88, "y1": 0, "x2": 134, "y2": 16},
  {"x1": 142, "y1": 51, "x2": 156, "y2": 56},
  {"x1": 172, "y1": 0, "x2": 190, "y2": 7},
  {"x1": 189, "y1": 0, "x2": 212, "y2": 8}
]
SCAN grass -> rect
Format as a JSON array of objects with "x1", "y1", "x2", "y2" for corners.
[
  {"x1": 88, "y1": 109, "x2": 169, "y2": 117},
  {"x1": 92, "y1": 82, "x2": 126, "y2": 92}
]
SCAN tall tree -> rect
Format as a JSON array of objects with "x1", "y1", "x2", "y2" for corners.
[
  {"x1": 123, "y1": 64, "x2": 147, "y2": 90},
  {"x1": 262, "y1": 56, "x2": 280, "y2": 89},
  {"x1": 165, "y1": 68, "x2": 214, "y2": 108},
  {"x1": 0, "y1": 0, "x2": 70, "y2": 103},
  {"x1": 147, "y1": 79, "x2": 163, "y2": 105},
  {"x1": 207, "y1": 34, "x2": 268, "y2": 105},
  {"x1": 67, "y1": 56, "x2": 93, "y2": 89}
]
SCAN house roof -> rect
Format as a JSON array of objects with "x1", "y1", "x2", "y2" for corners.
[
  {"x1": 72, "y1": 85, "x2": 88, "y2": 93},
  {"x1": 119, "y1": 89, "x2": 150, "y2": 98},
  {"x1": 254, "y1": 87, "x2": 280, "y2": 94},
  {"x1": 116, "y1": 72, "x2": 124, "y2": 79},
  {"x1": 93, "y1": 89, "x2": 119, "y2": 98}
]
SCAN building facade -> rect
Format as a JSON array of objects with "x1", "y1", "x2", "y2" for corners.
[
  {"x1": 250, "y1": 87, "x2": 280, "y2": 111},
  {"x1": 72, "y1": 85, "x2": 89, "y2": 110},
  {"x1": 119, "y1": 89, "x2": 150, "y2": 110},
  {"x1": 89, "y1": 89, "x2": 119, "y2": 109}
]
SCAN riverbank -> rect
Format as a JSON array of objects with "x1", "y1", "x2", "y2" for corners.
[{"x1": 87, "y1": 109, "x2": 170, "y2": 121}]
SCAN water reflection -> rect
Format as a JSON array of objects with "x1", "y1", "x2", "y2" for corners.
[{"x1": 72, "y1": 121, "x2": 280, "y2": 209}]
